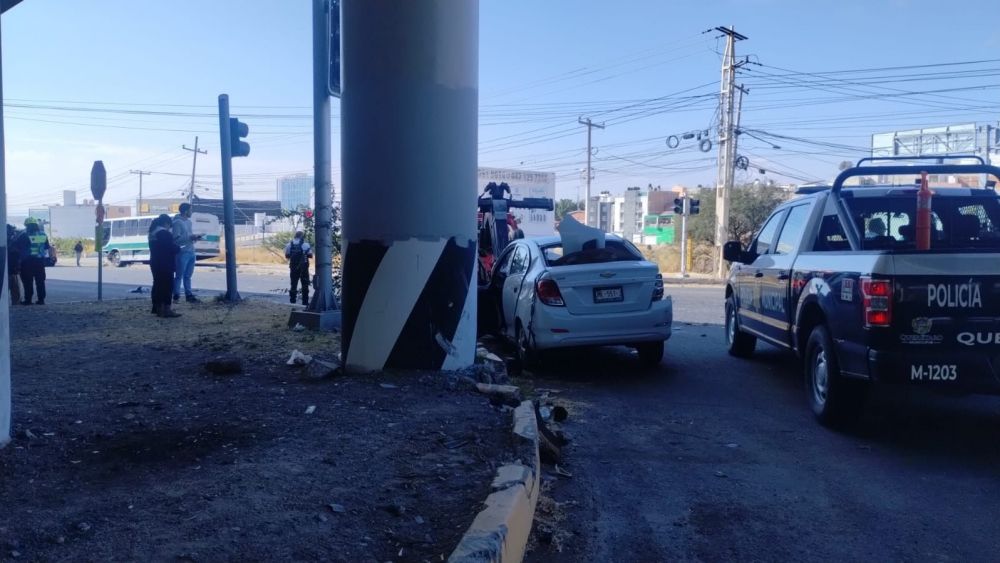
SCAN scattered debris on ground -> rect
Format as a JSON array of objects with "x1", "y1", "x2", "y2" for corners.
[{"x1": 1, "y1": 299, "x2": 512, "y2": 561}]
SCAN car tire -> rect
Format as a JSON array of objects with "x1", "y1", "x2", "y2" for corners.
[
  {"x1": 636, "y1": 341, "x2": 664, "y2": 367},
  {"x1": 515, "y1": 322, "x2": 538, "y2": 367},
  {"x1": 805, "y1": 324, "x2": 867, "y2": 426},
  {"x1": 725, "y1": 296, "x2": 756, "y2": 357},
  {"x1": 108, "y1": 250, "x2": 122, "y2": 268}
]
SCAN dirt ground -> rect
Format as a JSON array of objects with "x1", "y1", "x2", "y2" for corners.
[{"x1": 0, "y1": 299, "x2": 511, "y2": 562}]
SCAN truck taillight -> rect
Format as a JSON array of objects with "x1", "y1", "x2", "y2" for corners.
[
  {"x1": 652, "y1": 273, "x2": 664, "y2": 301},
  {"x1": 861, "y1": 277, "x2": 892, "y2": 327},
  {"x1": 536, "y1": 278, "x2": 565, "y2": 306}
]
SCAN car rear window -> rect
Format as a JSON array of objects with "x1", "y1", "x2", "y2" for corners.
[
  {"x1": 844, "y1": 194, "x2": 1000, "y2": 250},
  {"x1": 542, "y1": 240, "x2": 644, "y2": 266}
]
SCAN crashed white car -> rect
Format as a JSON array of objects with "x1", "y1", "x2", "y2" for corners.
[{"x1": 484, "y1": 218, "x2": 672, "y2": 366}]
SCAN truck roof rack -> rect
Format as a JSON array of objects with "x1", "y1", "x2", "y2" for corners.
[
  {"x1": 855, "y1": 154, "x2": 985, "y2": 167},
  {"x1": 830, "y1": 162, "x2": 1000, "y2": 251}
]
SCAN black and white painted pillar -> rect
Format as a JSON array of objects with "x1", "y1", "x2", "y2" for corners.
[{"x1": 340, "y1": 0, "x2": 478, "y2": 372}]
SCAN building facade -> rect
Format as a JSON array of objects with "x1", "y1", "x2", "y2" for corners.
[
  {"x1": 589, "y1": 185, "x2": 688, "y2": 244},
  {"x1": 277, "y1": 174, "x2": 314, "y2": 211}
]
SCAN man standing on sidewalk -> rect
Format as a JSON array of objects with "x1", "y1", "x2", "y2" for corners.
[
  {"x1": 284, "y1": 230, "x2": 313, "y2": 306},
  {"x1": 73, "y1": 241, "x2": 84, "y2": 266},
  {"x1": 15, "y1": 217, "x2": 50, "y2": 305},
  {"x1": 171, "y1": 203, "x2": 203, "y2": 303}
]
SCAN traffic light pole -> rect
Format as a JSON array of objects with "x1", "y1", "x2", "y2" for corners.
[
  {"x1": 311, "y1": 0, "x2": 334, "y2": 314},
  {"x1": 218, "y1": 94, "x2": 240, "y2": 302},
  {"x1": 340, "y1": 0, "x2": 478, "y2": 371},
  {"x1": 680, "y1": 203, "x2": 688, "y2": 278}
]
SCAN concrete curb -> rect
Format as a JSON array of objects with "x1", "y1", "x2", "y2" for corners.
[{"x1": 449, "y1": 400, "x2": 540, "y2": 563}]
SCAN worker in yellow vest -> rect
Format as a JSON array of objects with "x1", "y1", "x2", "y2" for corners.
[{"x1": 14, "y1": 217, "x2": 50, "y2": 305}]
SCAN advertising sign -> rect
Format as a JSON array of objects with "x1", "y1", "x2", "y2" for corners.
[{"x1": 477, "y1": 167, "x2": 556, "y2": 237}]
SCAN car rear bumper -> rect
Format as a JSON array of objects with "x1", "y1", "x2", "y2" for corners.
[
  {"x1": 530, "y1": 296, "x2": 672, "y2": 349},
  {"x1": 867, "y1": 347, "x2": 1000, "y2": 394}
]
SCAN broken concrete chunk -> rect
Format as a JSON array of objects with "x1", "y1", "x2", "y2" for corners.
[{"x1": 286, "y1": 350, "x2": 312, "y2": 366}]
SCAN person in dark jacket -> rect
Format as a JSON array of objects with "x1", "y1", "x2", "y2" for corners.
[
  {"x1": 149, "y1": 214, "x2": 181, "y2": 318},
  {"x1": 73, "y1": 241, "x2": 84, "y2": 266},
  {"x1": 6, "y1": 225, "x2": 20, "y2": 305},
  {"x1": 14, "y1": 217, "x2": 50, "y2": 305}
]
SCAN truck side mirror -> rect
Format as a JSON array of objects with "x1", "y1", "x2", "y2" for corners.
[{"x1": 722, "y1": 240, "x2": 745, "y2": 264}]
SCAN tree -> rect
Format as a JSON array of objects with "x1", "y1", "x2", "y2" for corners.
[
  {"x1": 264, "y1": 205, "x2": 341, "y2": 260},
  {"x1": 685, "y1": 185, "x2": 790, "y2": 245},
  {"x1": 554, "y1": 198, "x2": 582, "y2": 221}
]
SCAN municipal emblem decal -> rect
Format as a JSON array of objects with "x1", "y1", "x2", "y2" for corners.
[{"x1": 911, "y1": 317, "x2": 932, "y2": 335}]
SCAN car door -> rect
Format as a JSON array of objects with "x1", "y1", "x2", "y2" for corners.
[
  {"x1": 739, "y1": 209, "x2": 787, "y2": 338},
  {"x1": 758, "y1": 203, "x2": 813, "y2": 347},
  {"x1": 489, "y1": 246, "x2": 516, "y2": 335},
  {"x1": 502, "y1": 244, "x2": 530, "y2": 339}
]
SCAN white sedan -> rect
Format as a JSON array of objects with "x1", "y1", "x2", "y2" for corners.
[{"x1": 484, "y1": 235, "x2": 672, "y2": 366}]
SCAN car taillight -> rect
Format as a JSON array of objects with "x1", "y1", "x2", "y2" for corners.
[
  {"x1": 536, "y1": 278, "x2": 565, "y2": 306},
  {"x1": 652, "y1": 273, "x2": 664, "y2": 301},
  {"x1": 861, "y1": 276, "x2": 892, "y2": 327}
]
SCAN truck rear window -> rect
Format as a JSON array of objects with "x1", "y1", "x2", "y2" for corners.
[
  {"x1": 542, "y1": 240, "x2": 644, "y2": 266},
  {"x1": 844, "y1": 195, "x2": 1000, "y2": 250}
]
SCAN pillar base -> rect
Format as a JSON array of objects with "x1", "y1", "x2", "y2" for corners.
[{"x1": 288, "y1": 310, "x2": 342, "y2": 332}]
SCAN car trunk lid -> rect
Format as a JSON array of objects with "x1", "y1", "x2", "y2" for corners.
[{"x1": 546, "y1": 261, "x2": 659, "y2": 315}]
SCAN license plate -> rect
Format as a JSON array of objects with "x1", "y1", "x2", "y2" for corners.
[{"x1": 594, "y1": 286, "x2": 623, "y2": 303}]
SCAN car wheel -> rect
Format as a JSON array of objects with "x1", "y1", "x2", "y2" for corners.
[
  {"x1": 108, "y1": 250, "x2": 121, "y2": 267},
  {"x1": 636, "y1": 341, "x2": 664, "y2": 367},
  {"x1": 805, "y1": 324, "x2": 866, "y2": 426},
  {"x1": 725, "y1": 296, "x2": 756, "y2": 357},
  {"x1": 515, "y1": 322, "x2": 538, "y2": 367}
]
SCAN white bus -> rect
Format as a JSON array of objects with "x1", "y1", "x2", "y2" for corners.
[{"x1": 101, "y1": 213, "x2": 221, "y2": 267}]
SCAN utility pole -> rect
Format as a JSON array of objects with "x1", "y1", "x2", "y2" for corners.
[
  {"x1": 714, "y1": 26, "x2": 747, "y2": 279},
  {"x1": 129, "y1": 169, "x2": 151, "y2": 215},
  {"x1": 182, "y1": 136, "x2": 207, "y2": 203},
  {"x1": 578, "y1": 117, "x2": 605, "y2": 227}
]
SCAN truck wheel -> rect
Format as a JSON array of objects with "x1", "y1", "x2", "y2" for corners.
[
  {"x1": 725, "y1": 296, "x2": 756, "y2": 357},
  {"x1": 805, "y1": 325, "x2": 866, "y2": 426},
  {"x1": 636, "y1": 341, "x2": 664, "y2": 367}
]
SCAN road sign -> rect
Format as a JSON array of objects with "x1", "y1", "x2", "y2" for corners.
[
  {"x1": 329, "y1": 0, "x2": 341, "y2": 97},
  {"x1": 90, "y1": 161, "x2": 107, "y2": 201}
]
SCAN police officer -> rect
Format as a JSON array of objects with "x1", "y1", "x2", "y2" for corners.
[
  {"x1": 15, "y1": 217, "x2": 50, "y2": 305},
  {"x1": 284, "y1": 230, "x2": 313, "y2": 306}
]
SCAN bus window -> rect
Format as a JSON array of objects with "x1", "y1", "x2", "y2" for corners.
[
  {"x1": 139, "y1": 218, "x2": 152, "y2": 233},
  {"x1": 101, "y1": 221, "x2": 111, "y2": 243},
  {"x1": 125, "y1": 219, "x2": 138, "y2": 237}
]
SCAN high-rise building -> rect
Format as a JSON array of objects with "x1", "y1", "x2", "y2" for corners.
[{"x1": 277, "y1": 174, "x2": 314, "y2": 211}]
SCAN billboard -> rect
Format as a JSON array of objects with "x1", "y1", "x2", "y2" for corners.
[
  {"x1": 477, "y1": 167, "x2": 556, "y2": 237},
  {"x1": 871, "y1": 124, "x2": 977, "y2": 158}
]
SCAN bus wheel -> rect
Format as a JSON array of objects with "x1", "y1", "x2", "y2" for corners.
[{"x1": 108, "y1": 250, "x2": 122, "y2": 267}]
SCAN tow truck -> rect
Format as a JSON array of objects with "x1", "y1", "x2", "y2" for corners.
[
  {"x1": 722, "y1": 156, "x2": 1000, "y2": 425},
  {"x1": 476, "y1": 181, "x2": 553, "y2": 334}
]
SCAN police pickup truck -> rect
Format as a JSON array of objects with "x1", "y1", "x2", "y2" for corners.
[{"x1": 723, "y1": 158, "x2": 1000, "y2": 425}]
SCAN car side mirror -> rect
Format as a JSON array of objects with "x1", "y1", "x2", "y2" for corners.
[{"x1": 722, "y1": 240, "x2": 745, "y2": 264}]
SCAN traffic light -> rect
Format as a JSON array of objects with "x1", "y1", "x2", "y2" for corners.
[
  {"x1": 673, "y1": 197, "x2": 684, "y2": 215},
  {"x1": 689, "y1": 198, "x2": 700, "y2": 215},
  {"x1": 230, "y1": 118, "x2": 250, "y2": 158}
]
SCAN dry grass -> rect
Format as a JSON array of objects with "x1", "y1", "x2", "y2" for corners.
[{"x1": 206, "y1": 246, "x2": 288, "y2": 266}]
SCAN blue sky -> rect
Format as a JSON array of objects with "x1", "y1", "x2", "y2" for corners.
[{"x1": 2, "y1": 0, "x2": 999, "y2": 214}]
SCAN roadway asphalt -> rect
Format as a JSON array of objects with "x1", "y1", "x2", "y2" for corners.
[
  {"x1": 33, "y1": 259, "x2": 292, "y2": 303},
  {"x1": 524, "y1": 285, "x2": 1000, "y2": 562}
]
